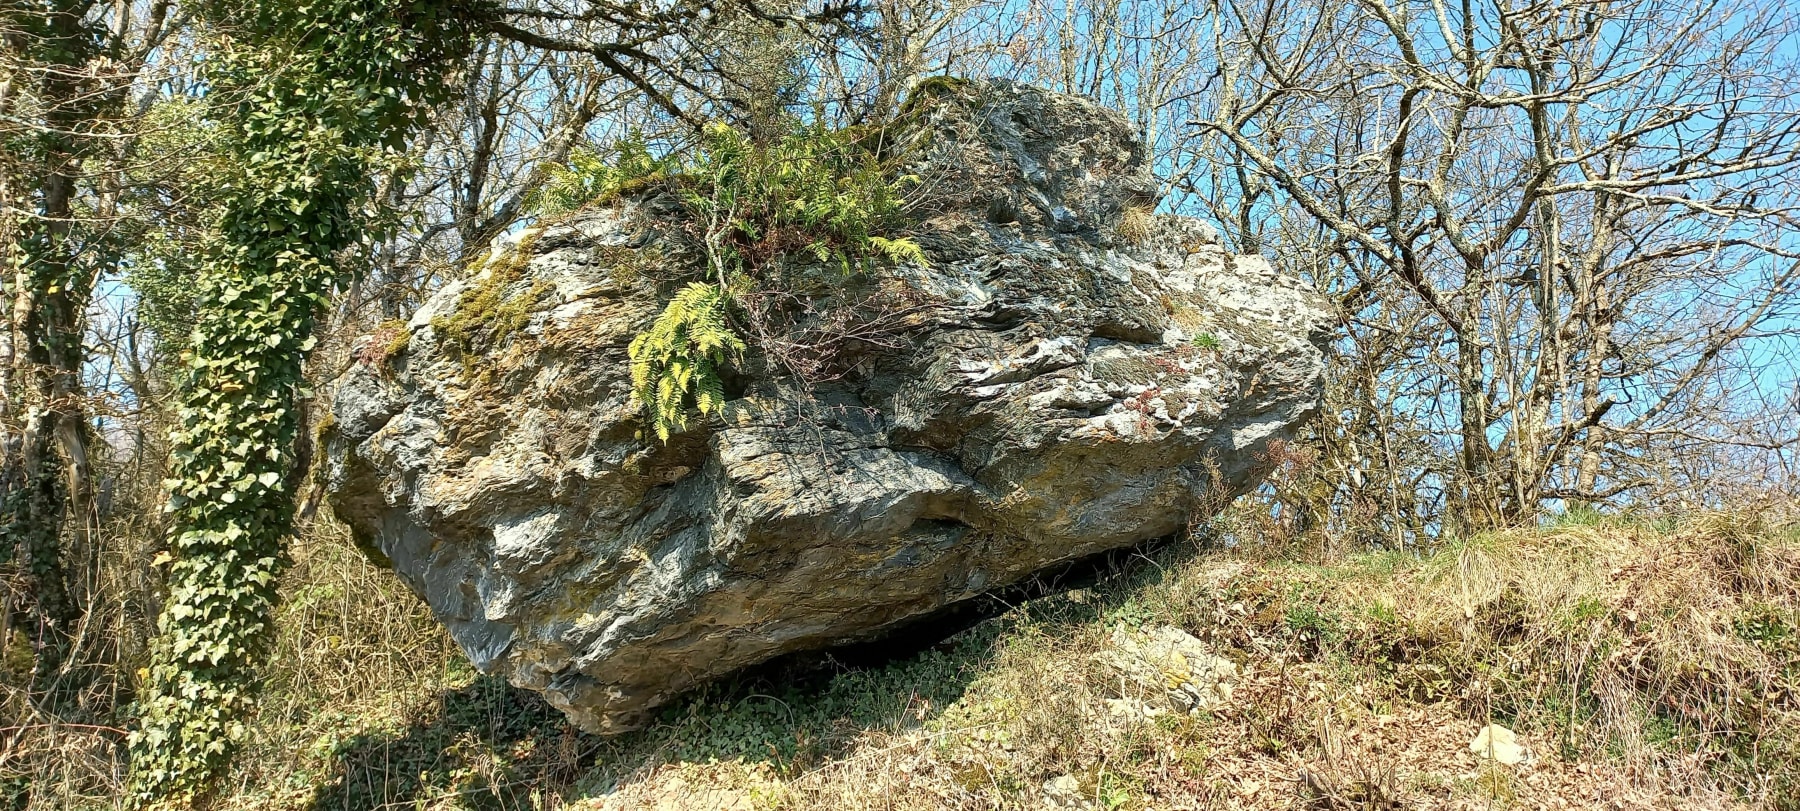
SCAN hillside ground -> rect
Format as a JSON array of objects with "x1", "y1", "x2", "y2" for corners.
[{"x1": 17, "y1": 510, "x2": 1799, "y2": 810}]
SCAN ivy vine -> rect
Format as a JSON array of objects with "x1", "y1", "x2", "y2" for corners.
[{"x1": 125, "y1": 2, "x2": 483, "y2": 806}]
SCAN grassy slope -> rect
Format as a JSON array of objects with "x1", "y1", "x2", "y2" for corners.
[{"x1": 204, "y1": 512, "x2": 1800, "y2": 811}]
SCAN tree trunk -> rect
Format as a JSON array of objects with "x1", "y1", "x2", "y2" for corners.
[{"x1": 0, "y1": 1, "x2": 100, "y2": 690}]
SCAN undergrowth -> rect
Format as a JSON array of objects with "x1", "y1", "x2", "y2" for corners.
[
  {"x1": 17, "y1": 509, "x2": 1793, "y2": 809},
  {"x1": 208, "y1": 510, "x2": 1800, "y2": 810}
]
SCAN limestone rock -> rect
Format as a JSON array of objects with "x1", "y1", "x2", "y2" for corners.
[
  {"x1": 322, "y1": 79, "x2": 1329, "y2": 732},
  {"x1": 1041, "y1": 774, "x2": 1097, "y2": 810},
  {"x1": 1470, "y1": 724, "x2": 1528, "y2": 766},
  {"x1": 1096, "y1": 625, "x2": 1239, "y2": 714}
]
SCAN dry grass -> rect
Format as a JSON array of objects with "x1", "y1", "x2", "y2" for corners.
[
  {"x1": 577, "y1": 511, "x2": 1800, "y2": 810},
  {"x1": 2, "y1": 495, "x2": 162, "y2": 811},
  {"x1": 1115, "y1": 205, "x2": 1157, "y2": 246},
  {"x1": 2, "y1": 516, "x2": 473, "y2": 811},
  {"x1": 213, "y1": 519, "x2": 468, "y2": 810},
  {"x1": 8, "y1": 510, "x2": 1797, "y2": 810}
]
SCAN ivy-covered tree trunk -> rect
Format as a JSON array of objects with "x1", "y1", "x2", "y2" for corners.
[
  {"x1": 0, "y1": 0, "x2": 106, "y2": 692},
  {"x1": 126, "y1": 2, "x2": 482, "y2": 806}
]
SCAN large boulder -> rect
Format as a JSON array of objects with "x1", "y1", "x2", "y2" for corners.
[{"x1": 322, "y1": 79, "x2": 1331, "y2": 732}]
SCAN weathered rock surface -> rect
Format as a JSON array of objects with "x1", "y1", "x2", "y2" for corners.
[
  {"x1": 322, "y1": 79, "x2": 1330, "y2": 732},
  {"x1": 1097, "y1": 625, "x2": 1239, "y2": 715}
]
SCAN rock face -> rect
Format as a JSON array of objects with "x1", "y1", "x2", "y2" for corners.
[{"x1": 322, "y1": 79, "x2": 1331, "y2": 732}]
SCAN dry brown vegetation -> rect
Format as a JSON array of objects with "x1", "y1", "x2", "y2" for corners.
[
  {"x1": 16, "y1": 507, "x2": 1795, "y2": 810},
  {"x1": 606, "y1": 510, "x2": 1799, "y2": 811}
]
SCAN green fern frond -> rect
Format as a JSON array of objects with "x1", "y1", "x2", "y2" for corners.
[
  {"x1": 629, "y1": 282, "x2": 745, "y2": 442},
  {"x1": 869, "y1": 236, "x2": 929, "y2": 268},
  {"x1": 623, "y1": 121, "x2": 931, "y2": 441},
  {"x1": 531, "y1": 136, "x2": 681, "y2": 216}
]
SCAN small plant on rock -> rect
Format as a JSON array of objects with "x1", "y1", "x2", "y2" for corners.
[
  {"x1": 532, "y1": 137, "x2": 678, "y2": 217},
  {"x1": 548, "y1": 120, "x2": 927, "y2": 441},
  {"x1": 1116, "y1": 203, "x2": 1156, "y2": 244},
  {"x1": 629, "y1": 281, "x2": 747, "y2": 441}
]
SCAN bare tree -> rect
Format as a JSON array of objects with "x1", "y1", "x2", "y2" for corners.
[
  {"x1": 1185, "y1": 0, "x2": 1800, "y2": 531},
  {"x1": 833, "y1": 0, "x2": 1800, "y2": 537}
]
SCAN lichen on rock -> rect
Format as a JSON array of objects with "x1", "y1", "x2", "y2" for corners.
[{"x1": 322, "y1": 79, "x2": 1331, "y2": 733}]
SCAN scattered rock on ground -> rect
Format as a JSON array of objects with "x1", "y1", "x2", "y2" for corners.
[
  {"x1": 1096, "y1": 624, "x2": 1239, "y2": 714},
  {"x1": 1041, "y1": 773, "x2": 1098, "y2": 810},
  {"x1": 1470, "y1": 723, "x2": 1529, "y2": 766}
]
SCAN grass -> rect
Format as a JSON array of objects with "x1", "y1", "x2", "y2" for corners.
[
  {"x1": 9, "y1": 510, "x2": 1798, "y2": 809},
  {"x1": 1114, "y1": 205, "x2": 1156, "y2": 246}
]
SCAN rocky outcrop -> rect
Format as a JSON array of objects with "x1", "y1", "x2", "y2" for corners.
[{"x1": 322, "y1": 79, "x2": 1330, "y2": 732}]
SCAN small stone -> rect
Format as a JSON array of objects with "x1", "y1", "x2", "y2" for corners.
[
  {"x1": 1470, "y1": 724, "x2": 1528, "y2": 766},
  {"x1": 1041, "y1": 774, "x2": 1095, "y2": 810},
  {"x1": 1104, "y1": 697, "x2": 1165, "y2": 718},
  {"x1": 1097, "y1": 625, "x2": 1239, "y2": 713}
]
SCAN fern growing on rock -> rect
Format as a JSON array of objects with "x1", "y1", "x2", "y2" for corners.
[
  {"x1": 682, "y1": 122, "x2": 924, "y2": 285},
  {"x1": 629, "y1": 282, "x2": 747, "y2": 441},
  {"x1": 579, "y1": 120, "x2": 928, "y2": 441},
  {"x1": 532, "y1": 138, "x2": 676, "y2": 217}
]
